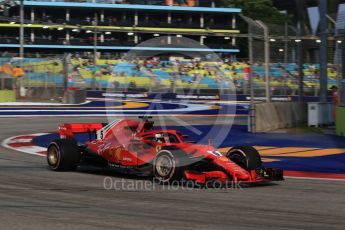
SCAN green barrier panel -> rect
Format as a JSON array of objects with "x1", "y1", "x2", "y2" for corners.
[
  {"x1": 336, "y1": 107, "x2": 345, "y2": 137},
  {"x1": 0, "y1": 90, "x2": 16, "y2": 102}
]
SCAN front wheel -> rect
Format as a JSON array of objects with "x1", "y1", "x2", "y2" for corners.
[
  {"x1": 226, "y1": 146, "x2": 262, "y2": 172},
  {"x1": 153, "y1": 150, "x2": 187, "y2": 183},
  {"x1": 47, "y1": 139, "x2": 81, "y2": 171}
]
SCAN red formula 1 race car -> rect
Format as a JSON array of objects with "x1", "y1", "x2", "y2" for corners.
[{"x1": 47, "y1": 117, "x2": 283, "y2": 185}]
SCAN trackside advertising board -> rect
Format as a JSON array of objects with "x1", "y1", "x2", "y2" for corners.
[
  {"x1": 87, "y1": 91, "x2": 332, "y2": 102},
  {"x1": 87, "y1": 91, "x2": 220, "y2": 100}
]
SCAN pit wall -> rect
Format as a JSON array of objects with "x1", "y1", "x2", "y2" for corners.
[
  {"x1": 0, "y1": 90, "x2": 16, "y2": 102},
  {"x1": 336, "y1": 107, "x2": 345, "y2": 137},
  {"x1": 252, "y1": 102, "x2": 308, "y2": 133}
]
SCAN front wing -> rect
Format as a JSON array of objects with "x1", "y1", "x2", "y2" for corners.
[{"x1": 184, "y1": 167, "x2": 284, "y2": 185}]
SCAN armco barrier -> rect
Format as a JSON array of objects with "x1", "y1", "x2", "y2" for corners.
[
  {"x1": 253, "y1": 102, "x2": 307, "y2": 132},
  {"x1": 336, "y1": 107, "x2": 345, "y2": 137},
  {"x1": 0, "y1": 90, "x2": 16, "y2": 102}
]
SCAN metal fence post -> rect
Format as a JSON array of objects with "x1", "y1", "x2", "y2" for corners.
[
  {"x1": 92, "y1": 12, "x2": 98, "y2": 90},
  {"x1": 45, "y1": 64, "x2": 48, "y2": 89},
  {"x1": 284, "y1": 21, "x2": 288, "y2": 64},
  {"x1": 240, "y1": 15, "x2": 262, "y2": 133},
  {"x1": 0, "y1": 74, "x2": 4, "y2": 90},
  {"x1": 319, "y1": 0, "x2": 328, "y2": 103},
  {"x1": 248, "y1": 24, "x2": 256, "y2": 133},
  {"x1": 341, "y1": 29, "x2": 345, "y2": 106},
  {"x1": 63, "y1": 56, "x2": 69, "y2": 91},
  {"x1": 297, "y1": 37, "x2": 304, "y2": 102},
  {"x1": 248, "y1": 24, "x2": 254, "y2": 106},
  {"x1": 19, "y1": 0, "x2": 24, "y2": 60},
  {"x1": 256, "y1": 20, "x2": 271, "y2": 102}
]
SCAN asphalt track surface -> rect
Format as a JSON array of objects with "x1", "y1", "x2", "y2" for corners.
[{"x1": 1, "y1": 117, "x2": 345, "y2": 230}]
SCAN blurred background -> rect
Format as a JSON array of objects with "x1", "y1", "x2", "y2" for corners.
[{"x1": 0, "y1": 0, "x2": 344, "y2": 104}]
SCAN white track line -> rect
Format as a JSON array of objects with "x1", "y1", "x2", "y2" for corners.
[{"x1": 6, "y1": 139, "x2": 33, "y2": 144}]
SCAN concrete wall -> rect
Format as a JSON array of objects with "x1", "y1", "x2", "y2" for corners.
[
  {"x1": 0, "y1": 90, "x2": 16, "y2": 102},
  {"x1": 336, "y1": 107, "x2": 345, "y2": 137},
  {"x1": 24, "y1": 87, "x2": 64, "y2": 102},
  {"x1": 22, "y1": 88, "x2": 86, "y2": 104},
  {"x1": 253, "y1": 102, "x2": 308, "y2": 132},
  {"x1": 62, "y1": 89, "x2": 86, "y2": 104}
]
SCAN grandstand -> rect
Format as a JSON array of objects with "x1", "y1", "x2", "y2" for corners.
[
  {"x1": 0, "y1": 0, "x2": 341, "y2": 95},
  {"x1": 0, "y1": 0, "x2": 240, "y2": 55},
  {"x1": 0, "y1": 56, "x2": 339, "y2": 95}
]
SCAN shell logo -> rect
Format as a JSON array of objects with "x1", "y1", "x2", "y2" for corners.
[
  {"x1": 115, "y1": 148, "x2": 122, "y2": 161},
  {"x1": 218, "y1": 156, "x2": 229, "y2": 162}
]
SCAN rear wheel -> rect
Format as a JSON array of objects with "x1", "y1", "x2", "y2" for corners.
[
  {"x1": 47, "y1": 139, "x2": 81, "y2": 171},
  {"x1": 153, "y1": 150, "x2": 187, "y2": 183},
  {"x1": 226, "y1": 146, "x2": 262, "y2": 172}
]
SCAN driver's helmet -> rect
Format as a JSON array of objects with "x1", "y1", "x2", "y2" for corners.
[{"x1": 154, "y1": 133, "x2": 169, "y2": 143}]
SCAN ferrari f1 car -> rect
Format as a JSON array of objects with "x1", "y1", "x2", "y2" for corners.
[{"x1": 47, "y1": 117, "x2": 283, "y2": 184}]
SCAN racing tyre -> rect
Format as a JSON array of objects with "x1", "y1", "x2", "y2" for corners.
[
  {"x1": 47, "y1": 139, "x2": 81, "y2": 171},
  {"x1": 226, "y1": 146, "x2": 262, "y2": 171},
  {"x1": 153, "y1": 149, "x2": 188, "y2": 183}
]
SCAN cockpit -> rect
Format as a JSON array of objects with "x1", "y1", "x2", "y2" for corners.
[{"x1": 142, "y1": 132, "x2": 181, "y2": 144}]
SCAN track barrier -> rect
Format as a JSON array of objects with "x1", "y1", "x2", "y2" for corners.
[
  {"x1": 252, "y1": 102, "x2": 307, "y2": 132},
  {"x1": 24, "y1": 87, "x2": 64, "y2": 102},
  {"x1": 62, "y1": 89, "x2": 87, "y2": 104}
]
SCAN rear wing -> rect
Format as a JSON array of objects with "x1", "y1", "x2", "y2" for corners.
[{"x1": 59, "y1": 123, "x2": 104, "y2": 140}]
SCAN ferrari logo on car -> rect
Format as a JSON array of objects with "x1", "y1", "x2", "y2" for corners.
[{"x1": 156, "y1": 145, "x2": 161, "y2": 152}]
